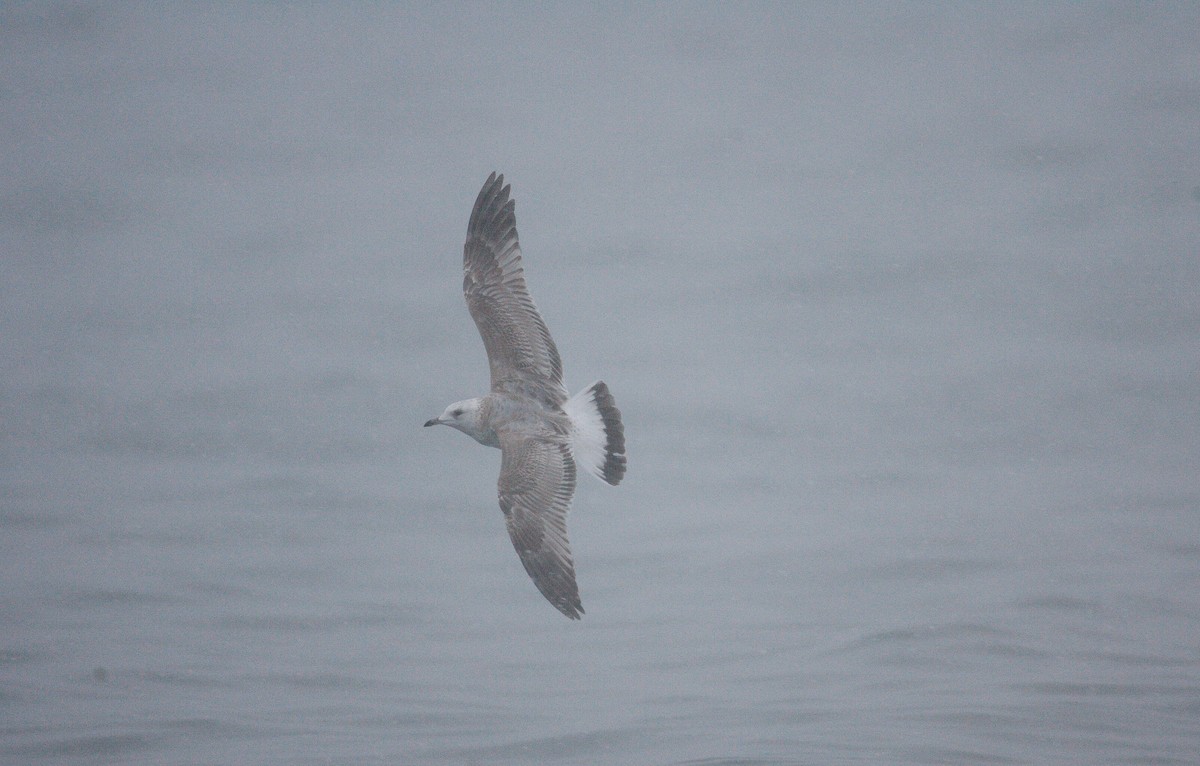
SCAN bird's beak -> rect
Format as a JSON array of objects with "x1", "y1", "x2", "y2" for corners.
[{"x1": 423, "y1": 417, "x2": 441, "y2": 427}]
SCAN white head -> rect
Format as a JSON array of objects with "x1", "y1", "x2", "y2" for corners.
[{"x1": 424, "y1": 397, "x2": 488, "y2": 442}]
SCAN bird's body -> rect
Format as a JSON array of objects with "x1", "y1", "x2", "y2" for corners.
[{"x1": 424, "y1": 173, "x2": 626, "y2": 619}]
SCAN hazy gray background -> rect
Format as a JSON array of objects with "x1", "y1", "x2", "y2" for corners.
[{"x1": 2, "y1": 3, "x2": 1198, "y2": 764}]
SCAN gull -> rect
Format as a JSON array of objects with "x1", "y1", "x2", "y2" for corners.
[{"x1": 424, "y1": 172, "x2": 626, "y2": 619}]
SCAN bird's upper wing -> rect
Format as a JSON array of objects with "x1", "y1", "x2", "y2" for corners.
[
  {"x1": 463, "y1": 173, "x2": 566, "y2": 405},
  {"x1": 498, "y1": 429, "x2": 582, "y2": 619}
]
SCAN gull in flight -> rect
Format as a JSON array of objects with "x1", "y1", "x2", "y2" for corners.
[{"x1": 424, "y1": 172, "x2": 626, "y2": 619}]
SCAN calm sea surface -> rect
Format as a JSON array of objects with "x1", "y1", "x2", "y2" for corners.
[{"x1": 3, "y1": 4, "x2": 1198, "y2": 764}]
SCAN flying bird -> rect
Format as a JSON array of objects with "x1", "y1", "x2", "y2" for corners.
[{"x1": 424, "y1": 172, "x2": 626, "y2": 619}]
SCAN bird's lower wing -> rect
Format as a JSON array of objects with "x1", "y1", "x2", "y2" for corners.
[{"x1": 498, "y1": 431, "x2": 581, "y2": 619}]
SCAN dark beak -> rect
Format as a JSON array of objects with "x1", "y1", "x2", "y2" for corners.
[{"x1": 423, "y1": 418, "x2": 439, "y2": 427}]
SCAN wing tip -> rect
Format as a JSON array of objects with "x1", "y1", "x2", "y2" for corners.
[
  {"x1": 468, "y1": 171, "x2": 515, "y2": 240},
  {"x1": 558, "y1": 600, "x2": 585, "y2": 620}
]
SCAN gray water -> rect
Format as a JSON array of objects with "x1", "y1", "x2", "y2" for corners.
[{"x1": 3, "y1": 4, "x2": 1199, "y2": 764}]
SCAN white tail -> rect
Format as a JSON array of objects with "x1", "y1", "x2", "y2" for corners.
[{"x1": 564, "y1": 381, "x2": 626, "y2": 486}]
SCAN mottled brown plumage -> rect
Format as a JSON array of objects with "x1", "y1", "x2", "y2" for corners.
[{"x1": 424, "y1": 173, "x2": 626, "y2": 619}]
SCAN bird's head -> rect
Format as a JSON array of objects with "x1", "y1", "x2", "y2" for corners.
[{"x1": 424, "y1": 398, "x2": 483, "y2": 435}]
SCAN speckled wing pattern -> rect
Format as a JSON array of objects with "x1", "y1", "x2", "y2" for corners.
[
  {"x1": 498, "y1": 431, "x2": 582, "y2": 619},
  {"x1": 463, "y1": 172, "x2": 566, "y2": 406}
]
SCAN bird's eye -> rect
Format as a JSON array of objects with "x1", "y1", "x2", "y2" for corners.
[{"x1": 451, "y1": 409, "x2": 463, "y2": 417}]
